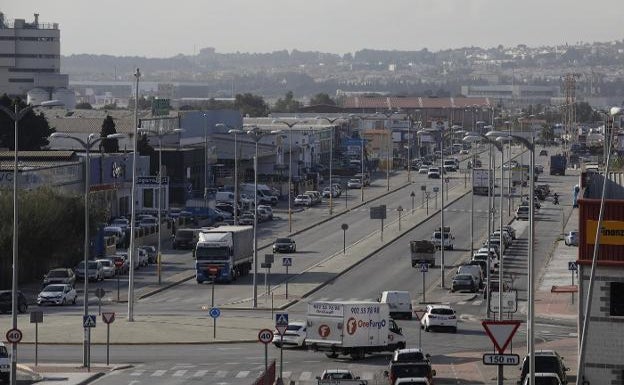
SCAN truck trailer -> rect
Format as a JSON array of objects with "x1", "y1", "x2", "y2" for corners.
[
  {"x1": 550, "y1": 154, "x2": 567, "y2": 176},
  {"x1": 306, "y1": 301, "x2": 406, "y2": 360},
  {"x1": 472, "y1": 168, "x2": 492, "y2": 196},
  {"x1": 410, "y1": 240, "x2": 436, "y2": 267},
  {"x1": 194, "y1": 225, "x2": 254, "y2": 283}
]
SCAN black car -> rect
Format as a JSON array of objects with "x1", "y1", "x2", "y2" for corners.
[
  {"x1": 0, "y1": 290, "x2": 28, "y2": 313},
  {"x1": 273, "y1": 238, "x2": 296, "y2": 253},
  {"x1": 384, "y1": 362, "x2": 436, "y2": 385},
  {"x1": 451, "y1": 274, "x2": 477, "y2": 293},
  {"x1": 518, "y1": 350, "x2": 569, "y2": 385}
]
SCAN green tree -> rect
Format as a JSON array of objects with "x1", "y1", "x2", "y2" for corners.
[
  {"x1": 576, "y1": 101, "x2": 600, "y2": 123},
  {"x1": 539, "y1": 124, "x2": 554, "y2": 143},
  {"x1": 0, "y1": 95, "x2": 55, "y2": 150},
  {"x1": 137, "y1": 133, "x2": 155, "y2": 156},
  {"x1": 309, "y1": 93, "x2": 336, "y2": 106},
  {"x1": 234, "y1": 93, "x2": 269, "y2": 117},
  {"x1": 100, "y1": 115, "x2": 119, "y2": 153},
  {"x1": 75, "y1": 102, "x2": 93, "y2": 110},
  {"x1": 272, "y1": 91, "x2": 302, "y2": 113}
]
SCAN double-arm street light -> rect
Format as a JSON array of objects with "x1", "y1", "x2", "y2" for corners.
[
  {"x1": 49, "y1": 131, "x2": 124, "y2": 369},
  {"x1": 315, "y1": 116, "x2": 347, "y2": 215},
  {"x1": 245, "y1": 126, "x2": 281, "y2": 308},
  {"x1": 0, "y1": 99, "x2": 63, "y2": 384},
  {"x1": 217, "y1": 123, "x2": 243, "y2": 226},
  {"x1": 137, "y1": 126, "x2": 184, "y2": 285},
  {"x1": 272, "y1": 120, "x2": 306, "y2": 232}
]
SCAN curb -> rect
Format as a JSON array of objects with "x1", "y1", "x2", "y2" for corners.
[{"x1": 76, "y1": 372, "x2": 106, "y2": 385}]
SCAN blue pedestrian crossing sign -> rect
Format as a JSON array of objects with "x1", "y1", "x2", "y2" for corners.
[
  {"x1": 275, "y1": 313, "x2": 289, "y2": 326},
  {"x1": 568, "y1": 262, "x2": 578, "y2": 271},
  {"x1": 282, "y1": 257, "x2": 292, "y2": 267},
  {"x1": 83, "y1": 315, "x2": 96, "y2": 328},
  {"x1": 209, "y1": 307, "x2": 221, "y2": 318},
  {"x1": 419, "y1": 263, "x2": 429, "y2": 273}
]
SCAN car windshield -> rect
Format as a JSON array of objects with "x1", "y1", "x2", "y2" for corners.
[
  {"x1": 276, "y1": 238, "x2": 292, "y2": 243},
  {"x1": 395, "y1": 352, "x2": 424, "y2": 362},
  {"x1": 430, "y1": 308, "x2": 454, "y2": 315},
  {"x1": 455, "y1": 275, "x2": 473, "y2": 281},
  {"x1": 99, "y1": 260, "x2": 112, "y2": 267},
  {"x1": 44, "y1": 286, "x2": 64, "y2": 292},
  {"x1": 286, "y1": 324, "x2": 303, "y2": 332},
  {"x1": 391, "y1": 364, "x2": 431, "y2": 377},
  {"x1": 47, "y1": 270, "x2": 68, "y2": 278},
  {"x1": 88, "y1": 262, "x2": 98, "y2": 269}
]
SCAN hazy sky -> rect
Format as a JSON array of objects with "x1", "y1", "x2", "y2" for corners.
[{"x1": 3, "y1": 1, "x2": 623, "y2": 57}]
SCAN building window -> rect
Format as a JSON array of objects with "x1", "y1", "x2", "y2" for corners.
[
  {"x1": 611, "y1": 282, "x2": 624, "y2": 316},
  {"x1": 143, "y1": 189, "x2": 154, "y2": 209}
]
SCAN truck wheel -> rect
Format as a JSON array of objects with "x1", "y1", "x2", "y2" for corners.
[
  {"x1": 325, "y1": 352, "x2": 338, "y2": 359},
  {"x1": 350, "y1": 350, "x2": 364, "y2": 360}
]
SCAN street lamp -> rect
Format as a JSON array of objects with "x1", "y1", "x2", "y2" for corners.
[
  {"x1": 128, "y1": 68, "x2": 141, "y2": 322},
  {"x1": 216, "y1": 123, "x2": 243, "y2": 226},
  {"x1": 137, "y1": 126, "x2": 184, "y2": 285},
  {"x1": 375, "y1": 111, "x2": 397, "y2": 191},
  {"x1": 272, "y1": 119, "x2": 306, "y2": 232},
  {"x1": 202, "y1": 113, "x2": 210, "y2": 208},
  {"x1": 49, "y1": 131, "x2": 124, "y2": 369},
  {"x1": 245, "y1": 126, "x2": 281, "y2": 308},
  {"x1": 348, "y1": 114, "x2": 371, "y2": 202},
  {"x1": 315, "y1": 116, "x2": 347, "y2": 215},
  {"x1": 0, "y1": 99, "x2": 63, "y2": 384}
]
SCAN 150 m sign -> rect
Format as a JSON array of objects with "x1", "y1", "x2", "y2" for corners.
[{"x1": 482, "y1": 353, "x2": 519, "y2": 365}]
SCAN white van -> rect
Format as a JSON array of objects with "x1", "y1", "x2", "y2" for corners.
[
  {"x1": 216, "y1": 191, "x2": 235, "y2": 204},
  {"x1": 457, "y1": 265, "x2": 484, "y2": 289},
  {"x1": 379, "y1": 290, "x2": 413, "y2": 320}
]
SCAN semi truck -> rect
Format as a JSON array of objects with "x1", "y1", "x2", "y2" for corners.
[
  {"x1": 410, "y1": 240, "x2": 436, "y2": 267},
  {"x1": 550, "y1": 154, "x2": 567, "y2": 176},
  {"x1": 472, "y1": 168, "x2": 492, "y2": 196},
  {"x1": 194, "y1": 225, "x2": 254, "y2": 283},
  {"x1": 306, "y1": 301, "x2": 406, "y2": 360}
]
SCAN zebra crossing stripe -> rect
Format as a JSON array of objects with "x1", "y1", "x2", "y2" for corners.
[
  {"x1": 130, "y1": 370, "x2": 145, "y2": 376},
  {"x1": 473, "y1": 300, "x2": 483, "y2": 306},
  {"x1": 151, "y1": 370, "x2": 166, "y2": 377},
  {"x1": 215, "y1": 370, "x2": 228, "y2": 378},
  {"x1": 173, "y1": 370, "x2": 187, "y2": 377},
  {"x1": 235, "y1": 371, "x2": 250, "y2": 378},
  {"x1": 457, "y1": 301, "x2": 467, "y2": 305},
  {"x1": 299, "y1": 372, "x2": 312, "y2": 380},
  {"x1": 283, "y1": 371, "x2": 292, "y2": 378},
  {"x1": 193, "y1": 370, "x2": 208, "y2": 377},
  {"x1": 361, "y1": 372, "x2": 375, "y2": 380}
]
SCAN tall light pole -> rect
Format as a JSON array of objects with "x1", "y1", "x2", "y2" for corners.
[
  {"x1": 407, "y1": 114, "x2": 412, "y2": 183},
  {"x1": 49, "y1": 132, "x2": 123, "y2": 368},
  {"x1": 315, "y1": 116, "x2": 346, "y2": 215},
  {"x1": 203, "y1": 113, "x2": 210, "y2": 208},
  {"x1": 376, "y1": 111, "x2": 396, "y2": 191},
  {"x1": 128, "y1": 67, "x2": 141, "y2": 322},
  {"x1": 0, "y1": 99, "x2": 63, "y2": 384},
  {"x1": 348, "y1": 114, "x2": 372, "y2": 202},
  {"x1": 273, "y1": 120, "x2": 305, "y2": 232},
  {"x1": 245, "y1": 126, "x2": 280, "y2": 308},
  {"x1": 138, "y1": 126, "x2": 183, "y2": 284},
  {"x1": 219, "y1": 125, "x2": 243, "y2": 226}
]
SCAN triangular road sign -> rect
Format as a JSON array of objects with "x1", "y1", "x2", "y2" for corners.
[
  {"x1": 482, "y1": 320, "x2": 521, "y2": 354},
  {"x1": 413, "y1": 309, "x2": 427, "y2": 321},
  {"x1": 102, "y1": 312, "x2": 115, "y2": 324}
]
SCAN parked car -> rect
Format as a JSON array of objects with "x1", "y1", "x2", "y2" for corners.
[
  {"x1": 96, "y1": 259, "x2": 116, "y2": 278},
  {"x1": 294, "y1": 195, "x2": 312, "y2": 206},
  {"x1": 137, "y1": 248, "x2": 149, "y2": 267},
  {"x1": 451, "y1": 274, "x2": 478, "y2": 293},
  {"x1": 420, "y1": 304, "x2": 457, "y2": 333},
  {"x1": 212, "y1": 207, "x2": 233, "y2": 222},
  {"x1": 564, "y1": 231, "x2": 578, "y2": 246},
  {"x1": 273, "y1": 238, "x2": 296, "y2": 253},
  {"x1": 418, "y1": 166, "x2": 429, "y2": 174},
  {"x1": 322, "y1": 186, "x2": 338, "y2": 198},
  {"x1": 518, "y1": 350, "x2": 569, "y2": 385},
  {"x1": 111, "y1": 255, "x2": 129, "y2": 275},
  {"x1": 74, "y1": 260, "x2": 104, "y2": 281},
  {"x1": 272, "y1": 321, "x2": 307, "y2": 348},
  {"x1": 42, "y1": 268, "x2": 76, "y2": 288},
  {"x1": 257, "y1": 205, "x2": 274, "y2": 220},
  {"x1": 256, "y1": 207, "x2": 271, "y2": 222},
  {"x1": 37, "y1": 284, "x2": 77, "y2": 306},
  {"x1": 110, "y1": 217, "x2": 129, "y2": 230},
  {"x1": 347, "y1": 179, "x2": 363, "y2": 189},
  {"x1": 427, "y1": 167, "x2": 440, "y2": 179},
  {"x1": 239, "y1": 212, "x2": 255, "y2": 225},
  {"x1": 0, "y1": 290, "x2": 28, "y2": 313},
  {"x1": 139, "y1": 245, "x2": 157, "y2": 264},
  {"x1": 516, "y1": 206, "x2": 529, "y2": 221}
]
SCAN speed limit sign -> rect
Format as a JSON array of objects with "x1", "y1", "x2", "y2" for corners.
[
  {"x1": 258, "y1": 328, "x2": 273, "y2": 345},
  {"x1": 6, "y1": 328, "x2": 22, "y2": 343}
]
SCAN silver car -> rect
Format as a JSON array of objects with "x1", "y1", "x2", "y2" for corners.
[
  {"x1": 96, "y1": 259, "x2": 116, "y2": 278},
  {"x1": 37, "y1": 284, "x2": 77, "y2": 306},
  {"x1": 565, "y1": 230, "x2": 579, "y2": 246},
  {"x1": 74, "y1": 261, "x2": 104, "y2": 281}
]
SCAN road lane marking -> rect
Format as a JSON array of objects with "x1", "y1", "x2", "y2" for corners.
[
  {"x1": 130, "y1": 370, "x2": 145, "y2": 376},
  {"x1": 193, "y1": 370, "x2": 208, "y2": 377},
  {"x1": 299, "y1": 372, "x2": 312, "y2": 380},
  {"x1": 215, "y1": 370, "x2": 227, "y2": 377},
  {"x1": 151, "y1": 370, "x2": 166, "y2": 377},
  {"x1": 235, "y1": 371, "x2": 250, "y2": 378},
  {"x1": 173, "y1": 370, "x2": 187, "y2": 377}
]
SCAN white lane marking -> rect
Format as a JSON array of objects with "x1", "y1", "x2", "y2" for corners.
[
  {"x1": 457, "y1": 301, "x2": 467, "y2": 305},
  {"x1": 151, "y1": 370, "x2": 166, "y2": 377},
  {"x1": 473, "y1": 300, "x2": 483, "y2": 306},
  {"x1": 130, "y1": 370, "x2": 145, "y2": 376},
  {"x1": 235, "y1": 371, "x2": 250, "y2": 378},
  {"x1": 283, "y1": 371, "x2": 292, "y2": 378},
  {"x1": 193, "y1": 370, "x2": 209, "y2": 377},
  {"x1": 215, "y1": 370, "x2": 227, "y2": 378},
  {"x1": 172, "y1": 370, "x2": 187, "y2": 377},
  {"x1": 299, "y1": 372, "x2": 312, "y2": 380}
]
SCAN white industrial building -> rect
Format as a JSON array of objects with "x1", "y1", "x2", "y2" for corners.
[{"x1": 0, "y1": 12, "x2": 73, "y2": 108}]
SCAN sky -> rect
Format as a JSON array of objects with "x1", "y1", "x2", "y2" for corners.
[{"x1": 3, "y1": 1, "x2": 623, "y2": 58}]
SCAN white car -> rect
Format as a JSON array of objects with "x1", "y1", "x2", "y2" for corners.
[
  {"x1": 294, "y1": 195, "x2": 312, "y2": 206},
  {"x1": 418, "y1": 166, "x2": 429, "y2": 174},
  {"x1": 420, "y1": 304, "x2": 457, "y2": 333},
  {"x1": 37, "y1": 284, "x2": 77, "y2": 306},
  {"x1": 272, "y1": 321, "x2": 306, "y2": 348},
  {"x1": 347, "y1": 178, "x2": 362, "y2": 189},
  {"x1": 96, "y1": 259, "x2": 116, "y2": 278},
  {"x1": 257, "y1": 205, "x2": 273, "y2": 220},
  {"x1": 522, "y1": 372, "x2": 562, "y2": 385}
]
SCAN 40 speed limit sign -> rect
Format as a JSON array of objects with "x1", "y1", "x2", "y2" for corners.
[
  {"x1": 258, "y1": 328, "x2": 273, "y2": 345},
  {"x1": 6, "y1": 328, "x2": 23, "y2": 343}
]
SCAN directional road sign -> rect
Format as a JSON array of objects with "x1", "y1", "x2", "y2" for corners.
[
  {"x1": 282, "y1": 257, "x2": 292, "y2": 267},
  {"x1": 94, "y1": 287, "x2": 106, "y2": 299},
  {"x1": 275, "y1": 313, "x2": 289, "y2": 335},
  {"x1": 482, "y1": 353, "x2": 520, "y2": 366},
  {"x1": 83, "y1": 315, "x2": 97, "y2": 328},
  {"x1": 209, "y1": 308, "x2": 221, "y2": 319},
  {"x1": 102, "y1": 312, "x2": 115, "y2": 324},
  {"x1": 568, "y1": 261, "x2": 578, "y2": 271},
  {"x1": 482, "y1": 320, "x2": 521, "y2": 354},
  {"x1": 488, "y1": 290, "x2": 518, "y2": 313},
  {"x1": 413, "y1": 309, "x2": 427, "y2": 321},
  {"x1": 6, "y1": 328, "x2": 22, "y2": 343},
  {"x1": 258, "y1": 328, "x2": 273, "y2": 345},
  {"x1": 419, "y1": 263, "x2": 429, "y2": 273}
]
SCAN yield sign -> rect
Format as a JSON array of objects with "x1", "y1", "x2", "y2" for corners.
[
  {"x1": 102, "y1": 312, "x2": 115, "y2": 324},
  {"x1": 413, "y1": 309, "x2": 427, "y2": 321},
  {"x1": 482, "y1": 320, "x2": 521, "y2": 354}
]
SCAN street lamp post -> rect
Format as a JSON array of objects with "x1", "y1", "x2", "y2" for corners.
[
  {"x1": 273, "y1": 120, "x2": 306, "y2": 232},
  {"x1": 0, "y1": 99, "x2": 63, "y2": 384},
  {"x1": 49, "y1": 132, "x2": 124, "y2": 369},
  {"x1": 375, "y1": 111, "x2": 396, "y2": 191},
  {"x1": 217, "y1": 123, "x2": 244, "y2": 226},
  {"x1": 128, "y1": 67, "x2": 141, "y2": 322},
  {"x1": 245, "y1": 126, "x2": 280, "y2": 308},
  {"x1": 138, "y1": 126, "x2": 183, "y2": 285},
  {"x1": 316, "y1": 116, "x2": 346, "y2": 215}
]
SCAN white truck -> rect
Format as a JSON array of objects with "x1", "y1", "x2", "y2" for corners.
[
  {"x1": 194, "y1": 226, "x2": 254, "y2": 283},
  {"x1": 306, "y1": 301, "x2": 406, "y2": 360},
  {"x1": 316, "y1": 369, "x2": 367, "y2": 385},
  {"x1": 472, "y1": 168, "x2": 492, "y2": 196},
  {"x1": 431, "y1": 227, "x2": 454, "y2": 250},
  {"x1": 410, "y1": 240, "x2": 436, "y2": 267}
]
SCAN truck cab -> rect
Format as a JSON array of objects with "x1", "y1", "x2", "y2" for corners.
[{"x1": 431, "y1": 227, "x2": 454, "y2": 250}]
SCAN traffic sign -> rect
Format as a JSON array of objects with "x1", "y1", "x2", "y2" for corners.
[
  {"x1": 6, "y1": 328, "x2": 22, "y2": 343},
  {"x1": 488, "y1": 290, "x2": 518, "y2": 313},
  {"x1": 483, "y1": 353, "x2": 520, "y2": 366},
  {"x1": 208, "y1": 266, "x2": 219, "y2": 276},
  {"x1": 275, "y1": 313, "x2": 289, "y2": 335},
  {"x1": 413, "y1": 309, "x2": 427, "y2": 321},
  {"x1": 568, "y1": 261, "x2": 578, "y2": 271},
  {"x1": 94, "y1": 287, "x2": 106, "y2": 299},
  {"x1": 83, "y1": 315, "x2": 97, "y2": 328},
  {"x1": 30, "y1": 311, "x2": 43, "y2": 323},
  {"x1": 260, "y1": 262, "x2": 272, "y2": 269},
  {"x1": 209, "y1": 308, "x2": 221, "y2": 318},
  {"x1": 419, "y1": 263, "x2": 429, "y2": 273},
  {"x1": 187, "y1": 183, "x2": 193, "y2": 193},
  {"x1": 114, "y1": 259, "x2": 124, "y2": 268},
  {"x1": 258, "y1": 328, "x2": 273, "y2": 344},
  {"x1": 482, "y1": 320, "x2": 521, "y2": 354},
  {"x1": 433, "y1": 187, "x2": 439, "y2": 192},
  {"x1": 102, "y1": 312, "x2": 115, "y2": 324},
  {"x1": 282, "y1": 257, "x2": 292, "y2": 267}
]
